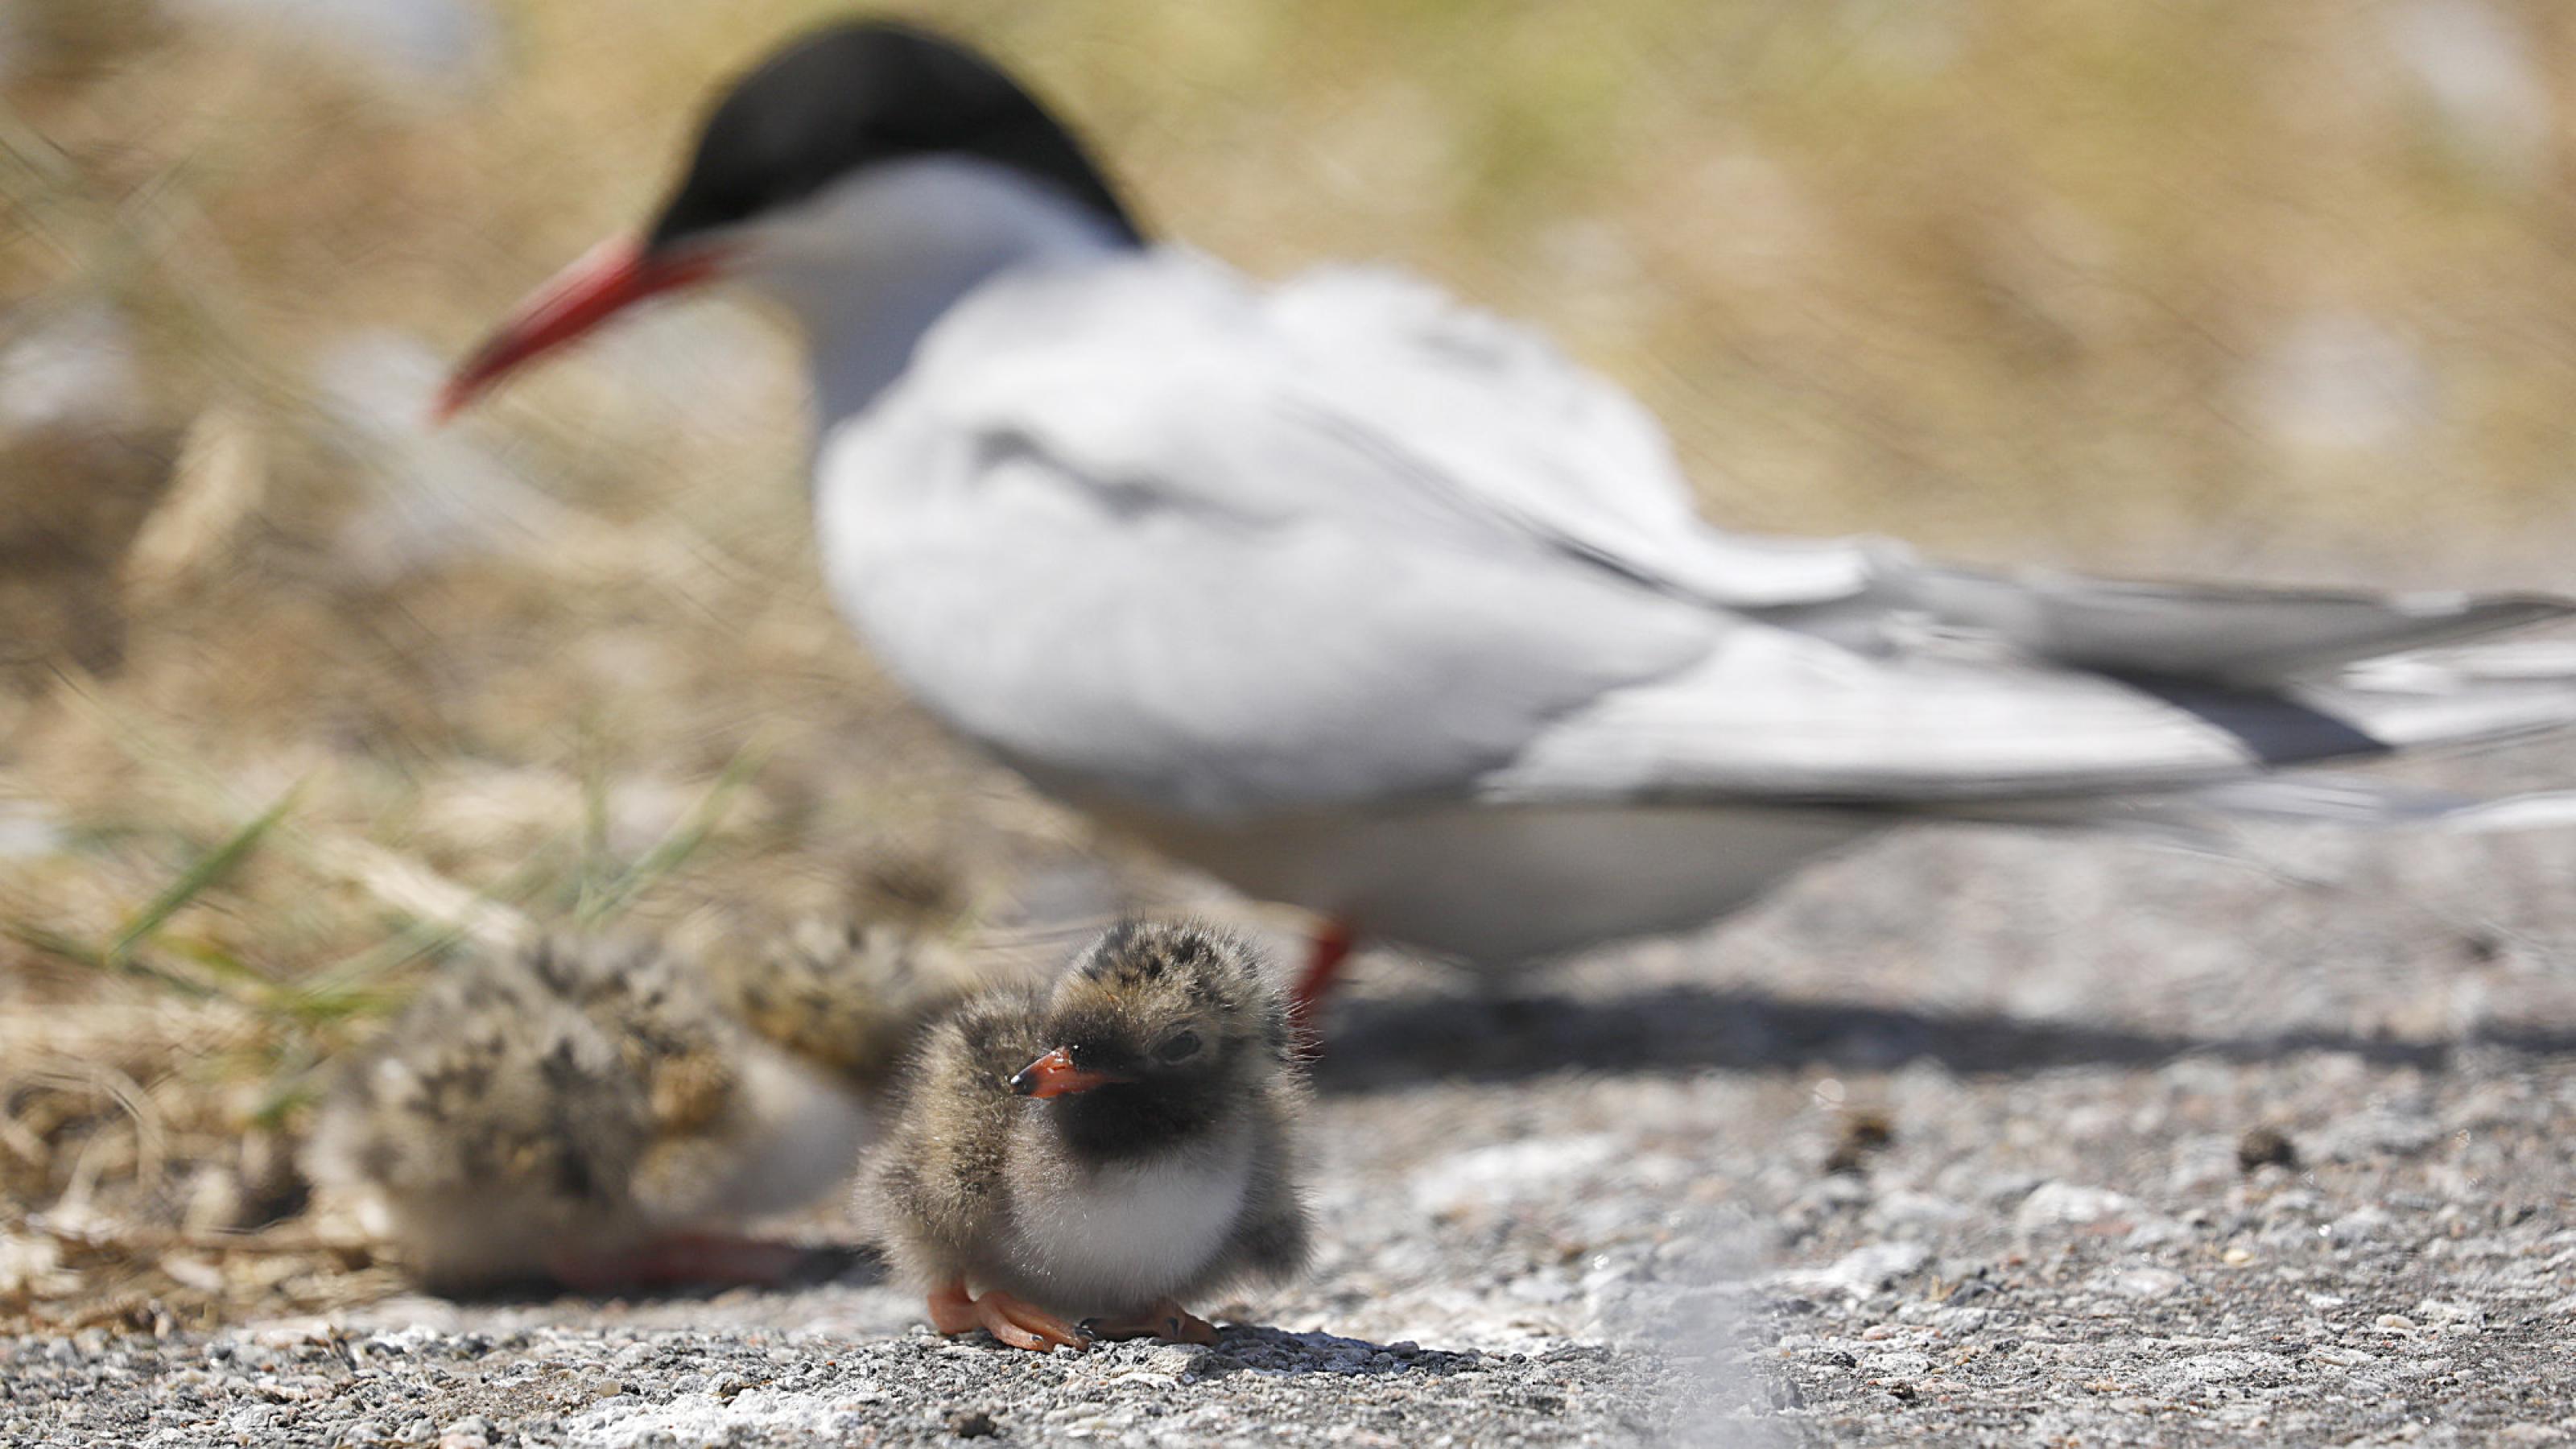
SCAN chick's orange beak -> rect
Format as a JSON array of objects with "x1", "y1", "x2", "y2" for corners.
[
  {"x1": 436, "y1": 237, "x2": 727, "y2": 422},
  {"x1": 1009, "y1": 1046, "x2": 1130, "y2": 1099}
]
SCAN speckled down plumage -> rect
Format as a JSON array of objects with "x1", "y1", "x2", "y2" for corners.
[{"x1": 303, "y1": 934, "x2": 866, "y2": 1290}]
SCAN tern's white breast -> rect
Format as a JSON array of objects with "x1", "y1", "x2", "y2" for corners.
[{"x1": 1001, "y1": 1137, "x2": 1252, "y2": 1315}]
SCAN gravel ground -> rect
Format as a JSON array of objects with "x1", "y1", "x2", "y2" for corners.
[{"x1": 7, "y1": 749, "x2": 2576, "y2": 1447}]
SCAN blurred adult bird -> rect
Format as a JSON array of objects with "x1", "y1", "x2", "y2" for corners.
[{"x1": 441, "y1": 20, "x2": 2576, "y2": 1017}]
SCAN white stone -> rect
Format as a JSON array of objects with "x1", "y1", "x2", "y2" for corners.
[
  {"x1": 1768, "y1": 1241, "x2": 1931, "y2": 1299},
  {"x1": 2013, "y1": 1183, "x2": 2136, "y2": 1236},
  {"x1": 2095, "y1": 1266, "x2": 2187, "y2": 1302}
]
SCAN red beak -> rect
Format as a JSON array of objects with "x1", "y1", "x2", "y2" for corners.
[
  {"x1": 1009, "y1": 1046, "x2": 1131, "y2": 1099},
  {"x1": 435, "y1": 237, "x2": 725, "y2": 422}
]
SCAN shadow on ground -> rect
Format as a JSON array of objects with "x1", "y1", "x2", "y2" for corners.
[
  {"x1": 420, "y1": 1244, "x2": 885, "y2": 1307},
  {"x1": 1178, "y1": 1325, "x2": 1485, "y2": 1382},
  {"x1": 1311, "y1": 985, "x2": 2576, "y2": 1092}
]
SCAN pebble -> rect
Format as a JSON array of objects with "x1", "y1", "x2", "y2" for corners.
[
  {"x1": 1860, "y1": 1351, "x2": 1932, "y2": 1378},
  {"x1": 2013, "y1": 1182, "x2": 2136, "y2": 1235},
  {"x1": 2237, "y1": 1126, "x2": 2300, "y2": 1172},
  {"x1": 2097, "y1": 1266, "x2": 2187, "y2": 1301},
  {"x1": 1771, "y1": 1241, "x2": 1930, "y2": 1298}
]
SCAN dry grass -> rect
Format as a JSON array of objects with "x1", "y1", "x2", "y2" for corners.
[{"x1": 1, "y1": 0, "x2": 2572, "y2": 1324}]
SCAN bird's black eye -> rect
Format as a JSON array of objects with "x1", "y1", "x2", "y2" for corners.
[{"x1": 1153, "y1": 1030, "x2": 1202, "y2": 1064}]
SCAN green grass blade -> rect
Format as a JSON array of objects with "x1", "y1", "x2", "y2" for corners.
[
  {"x1": 576, "y1": 741, "x2": 768, "y2": 927},
  {"x1": 2, "y1": 919, "x2": 217, "y2": 998},
  {"x1": 105, "y1": 784, "x2": 300, "y2": 968}
]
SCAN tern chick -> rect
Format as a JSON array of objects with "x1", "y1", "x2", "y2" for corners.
[
  {"x1": 306, "y1": 933, "x2": 870, "y2": 1292},
  {"x1": 866, "y1": 920, "x2": 1310, "y2": 1351}
]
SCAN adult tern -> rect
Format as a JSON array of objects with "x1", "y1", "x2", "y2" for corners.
[{"x1": 442, "y1": 19, "x2": 2576, "y2": 1015}]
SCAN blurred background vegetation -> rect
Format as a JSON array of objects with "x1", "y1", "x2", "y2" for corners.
[{"x1": 0, "y1": 0, "x2": 2571, "y2": 1323}]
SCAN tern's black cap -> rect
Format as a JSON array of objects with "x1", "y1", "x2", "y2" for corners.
[{"x1": 646, "y1": 20, "x2": 1142, "y2": 252}]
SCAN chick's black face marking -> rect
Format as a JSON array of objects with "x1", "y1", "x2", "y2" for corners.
[
  {"x1": 646, "y1": 20, "x2": 1142, "y2": 253},
  {"x1": 1041, "y1": 1032, "x2": 1226, "y2": 1162},
  {"x1": 1030, "y1": 923, "x2": 1285, "y2": 1162}
]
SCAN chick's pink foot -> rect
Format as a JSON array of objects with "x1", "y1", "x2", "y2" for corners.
[
  {"x1": 1084, "y1": 1298, "x2": 1219, "y2": 1344},
  {"x1": 927, "y1": 1280, "x2": 1092, "y2": 1352}
]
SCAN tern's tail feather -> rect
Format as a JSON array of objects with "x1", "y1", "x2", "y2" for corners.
[
  {"x1": 1899, "y1": 564, "x2": 2571, "y2": 685},
  {"x1": 1968, "y1": 638, "x2": 2576, "y2": 838},
  {"x1": 2231, "y1": 636, "x2": 2576, "y2": 763},
  {"x1": 1484, "y1": 605, "x2": 2576, "y2": 808},
  {"x1": 1908, "y1": 572, "x2": 2576, "y2": 795}
]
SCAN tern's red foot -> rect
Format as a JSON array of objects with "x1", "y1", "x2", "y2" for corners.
[
  {"x1": 543, "y1": 1232, "x2": 813, "y2": 1292},
  {"x1": 926, "y1": 1280, "x2": 1092, "y2": 1352},
  {"x1": 1084, "y1": 1298, "x2": 1219, "y2": 1344}
]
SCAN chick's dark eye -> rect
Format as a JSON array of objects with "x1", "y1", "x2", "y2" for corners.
[{"x1": 1154, "y1": 1030, "x2": 1202, "y2": 1064}]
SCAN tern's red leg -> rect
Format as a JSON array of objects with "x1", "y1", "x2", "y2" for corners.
[
  {"x1": 924, "y1": 1281, "x2": 1090, "y2": 1352},
  {"x1": 1084, "y1": 1298, "x2": 1219, "y2": 1344},
  {"x1": 1290, "y1": 921, "x2": 1356, "y2": 1045}
]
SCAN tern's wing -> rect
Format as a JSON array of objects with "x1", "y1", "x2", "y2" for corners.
[
  {"x1": 1248, "y1": 262, "x2": 2576, "y2": 805},
  {"x1": 830, "y1": 295, "x2": 1728, "y2": 815},
  {"x1": 881, "y1": 254, "x2": 2576, "y2": 816}
]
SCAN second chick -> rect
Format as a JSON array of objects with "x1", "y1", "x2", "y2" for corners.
[{"x1": 308, "y1": 919, "x2": 970, "y2": 1293}]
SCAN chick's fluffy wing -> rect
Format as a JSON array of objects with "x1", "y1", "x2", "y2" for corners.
[{"x1": 867, "y1": 991, "x2": 1046, "y2": 1282}]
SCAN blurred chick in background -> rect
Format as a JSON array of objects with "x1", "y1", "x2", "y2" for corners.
[{"x1": 306, "y1": 923, "x2": 968, "y2": 1293}]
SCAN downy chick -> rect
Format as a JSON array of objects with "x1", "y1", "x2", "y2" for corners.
[
  {"x1": 305, "y1": 933, "x2": 867, "y2": 1292},
  {"x1": 867, "y1": 920, "x2": 1310, "y2": 1350}
]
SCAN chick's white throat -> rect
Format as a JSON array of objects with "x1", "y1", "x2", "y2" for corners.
[{"x1": 1002, "y1": 1128, "x2": 1253, "y2": 1311}]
